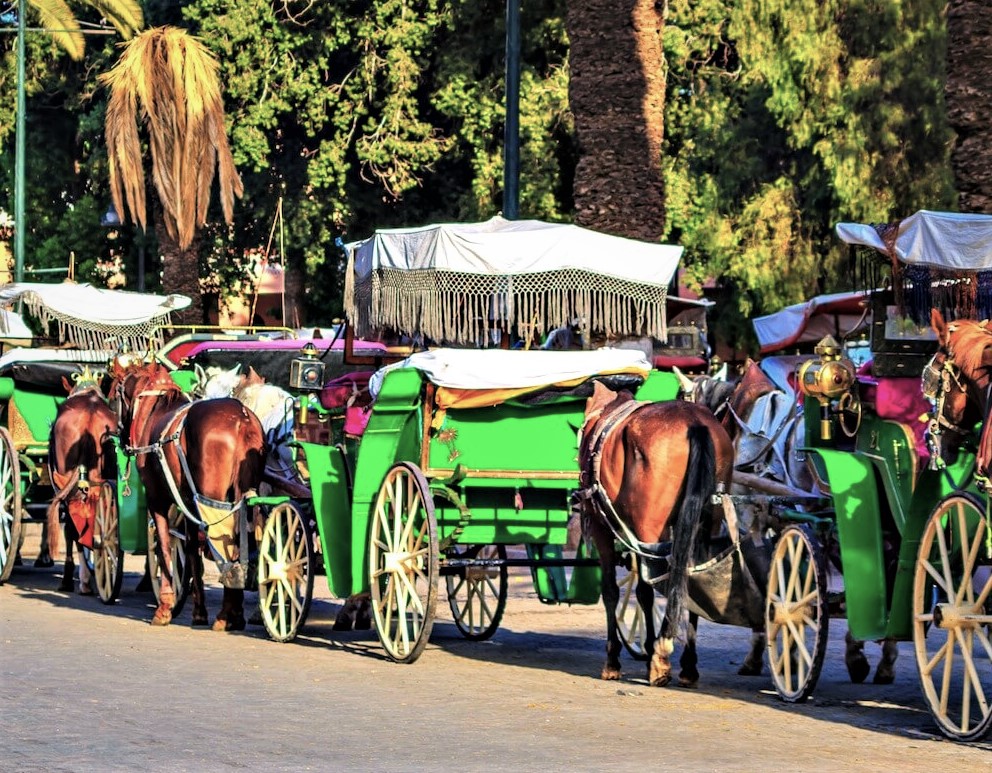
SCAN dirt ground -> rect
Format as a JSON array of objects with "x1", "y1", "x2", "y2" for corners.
[{"x1": 2, "y1": 523, "x2": 989, "y2": 772}]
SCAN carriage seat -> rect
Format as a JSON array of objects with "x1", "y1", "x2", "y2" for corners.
[
  {"x1": 855, "y1": 361, "x2": 931, "y2": 463},
  {"x1": 319, "y1": 371, "x2": 374, "y2": 437}
]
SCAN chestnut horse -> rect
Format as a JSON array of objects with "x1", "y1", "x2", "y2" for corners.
[
  {"x1": 47, "y1": 368, "x2": 118, "y2": 595},
  {"x1": 579, "y1": 381, "x2": 735, "y2": 686},
  {"x1": 112, "y1": 359, "x2": 266, "y2": 629}
]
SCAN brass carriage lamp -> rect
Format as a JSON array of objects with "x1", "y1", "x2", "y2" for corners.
[
  {"x1": 797, "y1": 335, "x2": 857, "y2": 441},
  {"x1": 289, "y1": 342, "x2": 325, "y2": 423}
]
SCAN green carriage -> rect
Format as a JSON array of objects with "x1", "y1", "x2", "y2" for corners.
[
  {"x1": 0, "y1": 282, "x2": 191, "y2": 601},
  {"x1": 758, "y1": 211, "x2": 992, "y2": 741},
  {"x1": 261, "y1": 217, "x2": 705, "y2": 661}
]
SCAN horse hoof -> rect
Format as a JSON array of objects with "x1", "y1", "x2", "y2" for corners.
[
  {"x1": 737, "y1": 663, "x2": 763, "y2": 677},
  {"x1": 600, "y1": 667, "x2": 622, "y2": 681},
  {"x1": 873, "y1": 671, "x2": 895, "y2": 685},
  {"x1": 846, "y1": 657, "x2": 870, "y2": 684},
  {"x1": 649, "y1": 673, "x2": 672, "y2": 688},
  {"x1": 191, "y1": 615, "x2": 209, "y2": 627},
  {"x1": 151, "y1": 611, "x2": 172, "y2": 626},
  {"x1": 59, "y1": 580, "x2": 74, "y2": 593},
  {"x1": 35, "y1": 556, "x2": 54, "y2": 569},
  {"x1": 678, "y1": 676, "x2": 699, "y2": 689},
  {"x1": 213, "y1": 616, "x2": 246, "y2": 632},
  {"x1": 79, "y1": 585, "x2": 94, "y2": 597}
]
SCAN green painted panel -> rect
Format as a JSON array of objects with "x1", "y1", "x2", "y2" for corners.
[
  {"x1": 299, "y1": 441, "x2": 354, "y2": 598},
  {"x1": 810, "y1": 448, "x2": 889, "y2": 640},
  {"x1": 12, "y1": 390, "x2": 62, "y2": 445},
  {"x1": 0, "y1": 377, "x2": 14, "y2": 400},
  {"x1": 635, "y1": 370, "x2": 680, "y2": 402},
  {"x1": 527, "y1": 543, "x2": 600, "y2": 604},
  {"x1": 170, "y1": 369, "x2": 198, "y2": 393},
  {"x1": 115, "y1": 442, "x2": 147, "y2": 552},
  {"x1": 855, "y1": 415, "x2": 918, "y2": 531}
]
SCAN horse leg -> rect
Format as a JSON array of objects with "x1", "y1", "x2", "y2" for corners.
[
  {"x1": 678, "y1": 611, "x2": 700, "y2": 688},
  {"x1": 150, "y1": 513, "x2": 175, "y2": 626},
  {"x1": 844, "y1": 629, "x2": 871, "y2": 684},
  {"x1": 873, "y1": 638, "x2": 898, "y2": 684},
  {"x1": 189, "y1": 530, "x2": 209, "y2": 627},
  {"x1": 649, "y1": 612, "x2": 676, "y2": 687},
  {"x1": 599, "y1": 547, "x2": 624, "y2": 681},
  {"x1": 77, "y1": 544, "x2": 93, "y2": 595},
  {"x1": 35, "y1": 520, "x2": 54, "y2": 568},
  {"x1": 213, "y1": 587, "x2": 246, "y2": 632},
  {"x1": 59, "y1": 529, "x2": 76, "y2": 593},
  {"x1": 738, "y1": 628, "x2": 766, "y2": 676}
]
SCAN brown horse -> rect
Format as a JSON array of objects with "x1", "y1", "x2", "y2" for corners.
[
  {"x1": 926, "y1": 309, "x2": 992, "y2": 470},
  {"x1": 579, "y1": 380, "x2": 735, "y2": 686},
  {"x1": 112, "y1": 359, "x2": 266, "y2": 629},
  {"x1": 47, "y1": 368, "x2": 118, "y2": 595}
]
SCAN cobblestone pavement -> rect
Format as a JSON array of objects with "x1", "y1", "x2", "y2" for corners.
[{"x1": 1, "y1": 525, "x2": 988, "y2": 772}]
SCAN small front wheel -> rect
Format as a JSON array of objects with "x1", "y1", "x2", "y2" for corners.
[
  {"x1": 765, "y1": 524, "x2": 829, "y2": 703},
  {"x1": 368, "y1": 462, "x2": 438, "y2": 663},
  {"x1": 257, "y1": 501, "x2": 315, "y2": 643},
  {"x1": 91, "y1": 482, "x2": 123, "y2": 604},
  {"x1": 913, "y1": 493, "x2": 992, "y2": 742},
  {"x1": 445, "y1": 544, "x2": 508, "y2": 640}
]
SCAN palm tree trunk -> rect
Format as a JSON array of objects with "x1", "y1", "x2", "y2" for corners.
[
  {"x1": 566, "y1": 0, "x2": 668, "y2": 240},
  {"x1": 946, "y1": 0, "x2": 992, "y2": 213},
  {"x1": 155, "y1": 217, "x2": 204, "y2": 326}
]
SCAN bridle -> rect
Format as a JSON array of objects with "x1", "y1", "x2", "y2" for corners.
[{"x1": 922, "y1": 347, "x2": 989, "y2": 472}]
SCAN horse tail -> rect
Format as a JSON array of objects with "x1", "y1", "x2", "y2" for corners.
[
  {"x1": 47, "y1": 467, "x2": 81, "y2": 559},
  {"x1": 665, "y1": 423, "x2": 716, "y2": 638}
]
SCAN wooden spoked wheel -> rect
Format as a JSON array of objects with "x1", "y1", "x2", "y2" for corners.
[
  {"x1": 148, "y1": 505, "x2": 191, "y2": 617},
  {"x1": 616, "y1": 553, "x2": 663, "y2": 661},
  {"x1": 0, "y1": 427, "x2": 22, "y2": 584},
  {"x1": 445, "y1": 544, "x2": 508, "y2": 640},
  {"x1": 368, "y1": 462, "x2": 438, "y2": 663},
  {"x1": 257, "y1": 501, "x2": 315, "y2": 643},
  {"x1": 765, "y1": 524, "x2": 829, "y2": 703},
  {"x1": 91, "y1": 482, "x2": 123, "y2": 604},
  {"x1": 912, "y1": 493, "x2": 992, "y2": 742}
]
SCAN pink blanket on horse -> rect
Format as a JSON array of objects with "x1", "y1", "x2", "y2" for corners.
[{"x1": 857, "y1": 362, "x2": 931, "y2": 461}]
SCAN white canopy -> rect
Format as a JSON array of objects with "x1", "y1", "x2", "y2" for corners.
[
  {"x1": 752, "y1": 290, "x2": 871, "y2": 354},
  {"x1": 0, "y1": 309, "x2": 33, "y2": 340},
  {"x1": 370, "y1": 347, "x2": 651, "y2": 397},
  {"x1": 0, "y1": 282, "x2": 191, "y2": 351},
  {"x1": 346, "y1": 216, "x2": 684, "y2": 345},
  {"x1": 835, "y1": 210, "x2": 992, "y2": 270}
]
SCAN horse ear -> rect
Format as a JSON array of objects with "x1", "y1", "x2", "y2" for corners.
[
  {"x1": 931, "y1": 308, "x2": 948, "y2": 345},
  {"x1": 671, "y1": 366, "x2": 695, "y2": 396},
  {"x1": 61, "y1": 376, "x2": 72, "y2": 394}
]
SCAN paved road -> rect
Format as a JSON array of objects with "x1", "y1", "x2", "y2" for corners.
[{"x1": 1, "y1": 528, "x2": 988, "y2": 772}]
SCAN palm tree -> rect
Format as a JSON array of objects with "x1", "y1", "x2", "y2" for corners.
[
  {"x1": 101, "y1": 26, "x2": 244, "y2": 324},
  {"x1": 564, "y1": 0, "x2": 668, "y2": 241},
  {"x1": 23, "y1": 0, "x2": 143, "y2": 60}
]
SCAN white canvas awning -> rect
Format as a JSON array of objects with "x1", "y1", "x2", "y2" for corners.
[
  {"x1": 752, "y1": 290, "x2": 872, "y2": 354},
  {"x1": 0, "y1": 282, "x2": 191, "y2": 351},
  {"x1": 835, "y1": 210, "x2": 992, "y2": 270},
  {"x1": 346, "y1": 216, "x2": 685, "y2": 345}
]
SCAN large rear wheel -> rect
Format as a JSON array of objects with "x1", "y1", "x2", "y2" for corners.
[
  {"x1": 445, "y1": 544, "x2": 508, "y2": 640},
  {"x1": 368, "y1": 462, "x2": 438, "y2": 663},
  {"x1": 913, "y1": 493, "x2": 992, "y2": 742},
  {"x1": 148, "y1": 506, "x2": 191, "y2": 617},
  {"x1": 91, "y1": 482, "x2": 123, "y2": 604},
  {"x1": 766, "y1": 524, "x2": 829, "y2": 703},
  {"x1": 257, "y1": 501, "x2": 315, "y2": 643},
  {"x1": 0, "y1": 427, "x2": 22, "y2": 583}
]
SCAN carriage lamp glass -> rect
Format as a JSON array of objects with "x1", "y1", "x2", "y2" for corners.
[
  {"x1": 289, "y1": 342, "x2": 325, "y2": 392},
  {"x1": 797, "y1": 335, "x2": 857, "y2": 441}
]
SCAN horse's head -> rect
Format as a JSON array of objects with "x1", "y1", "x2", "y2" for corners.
[
  {"x1": 925, "y1": 309, "x2": 992, "y2": 469},
  {"x1": 201, "y1": 364, "x2": 244, "y2": 399},
  {"x1": 112, "y1": 360, "x2": 184, "y2": 445}
]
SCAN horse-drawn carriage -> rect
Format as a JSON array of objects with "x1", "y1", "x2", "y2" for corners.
[
  {"x1": 0, "y1": 282, "x2": 191, "y2": 598},
  {"x1": 737, "y1": 211, "x2": 992, "y2": 741}
]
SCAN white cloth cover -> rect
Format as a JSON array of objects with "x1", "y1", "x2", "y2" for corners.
[
  {"x1": 0, "y1": 309, "x2": 33, "y2": 339},
  {"x1": 348, "y1": 216, "x2": 683, "y2": 285},
  {"x1": 0, "y1": 347, "x2": 115, "y2": 371},
  {"x1": 752, "y1": 290, "x2": 871, "y2": 353},
  {"x1": 0, "y1": 282, "x2": 191, "y2": 324},
  {"x1": 370, "y1": 347, "x2": 651, "y2": 398},
  {"x1": 835, "y1": 210, "x2": 992, "y2": 270}
]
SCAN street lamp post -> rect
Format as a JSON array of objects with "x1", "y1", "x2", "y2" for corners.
[{"x1": 14, "y1": 3, "x2": 25, "y2": 281}]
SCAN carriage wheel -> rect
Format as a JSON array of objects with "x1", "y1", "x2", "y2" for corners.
[
  {"x1": 912, "y1": 493, "x2": 992, "y2": 742},
  {"x1": 368, "y1": 462, "x2": 438, "y2": 663},
  {"x1": 257, "y1": 501, "x2": 315, "y2": 643},
  {"x1": 616, "y1": 553, "x2": 664, "y2": 661},
  {"x1": 147, "y1": 506, "x2": 191, "y2": 617},
  {"x1": 445, "y1": 544, "x2": 507, "y2": 640},
  {"x1": 765, "y1": 524, "x2": 829, "y2": 703},
  {"x1": 0, "y1": 427, "x2": 22, "y2": 584},
  {"x1": 91, "y1": 482, "x2": 123, "y2": 604}
]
